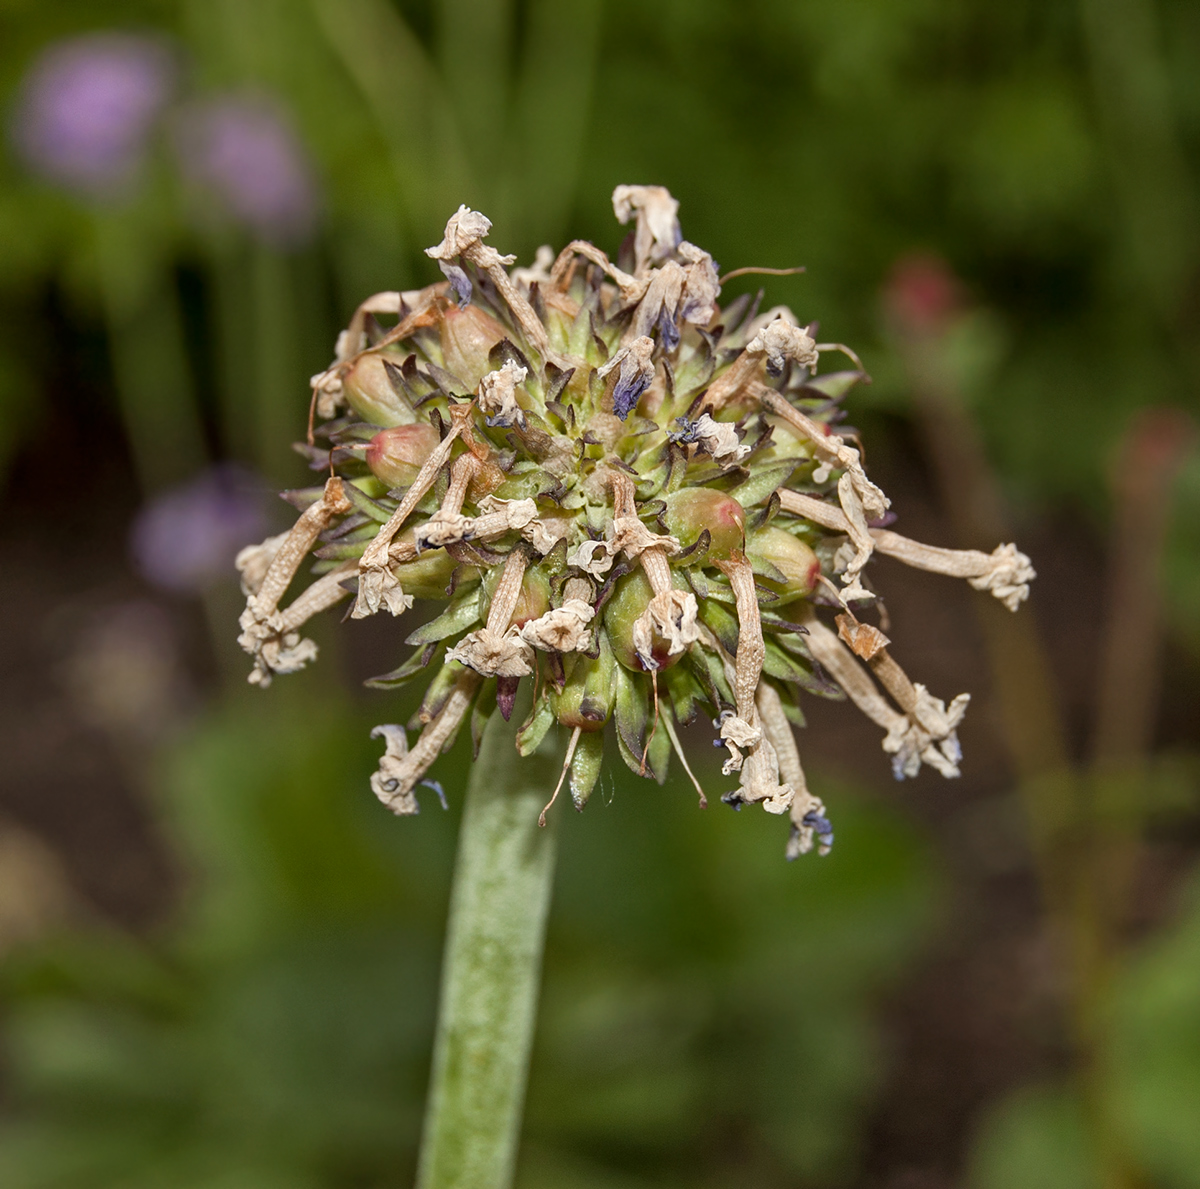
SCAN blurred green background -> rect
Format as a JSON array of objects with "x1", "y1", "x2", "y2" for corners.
[{"x1": 1, "y1": 1, "x2": 1199, "y2": 1186}]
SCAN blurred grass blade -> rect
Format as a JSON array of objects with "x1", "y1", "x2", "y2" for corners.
[
  {"x1": 508, "y1": 0, "x2": 603, "y2": 249},
  {"x1": 94, "y1": 211, "x2": 207, "y2": 492},
  {"x1": 310, "y1": 0, "x2": 473, "y2": 237}
]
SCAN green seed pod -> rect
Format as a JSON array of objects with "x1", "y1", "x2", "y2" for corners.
[
  {"x1": 366, "y1": 423, "x2": 441, "y2": 488},
  {"x1": 569, "y1": 729, "x2": 605, "y2": 810},
  {"x1": 662, "y1": 488, "x2": 746, "y2": 559},
  {"x1": 551, "y1": 634, "x2": 617, "y2": 730},
  {"x1": 344, "y1": 353, "x2": 417, "y2": 427},
  {"x1": 481, "y1": 562, "x2": 551, "y2": 629},
  {"x1": 746, "y1": 526, "x2": 821, "y2": 604},
  {"x1": 604, "y1": 569, "x2": 687, "y2": 673},
  {"x1": 393, "y1": 548, "x2": 478, "y2": 601}
]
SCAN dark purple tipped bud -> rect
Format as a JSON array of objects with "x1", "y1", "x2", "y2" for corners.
[{"x1": 497, "y1": 675, "x2": 520, "y2": 721}]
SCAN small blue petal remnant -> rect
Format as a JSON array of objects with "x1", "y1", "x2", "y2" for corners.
[
  {"x1": 420, "y1": 779, "x2": 449, "y2": 811},
  {"x1": 802, "y1": 808, "x2": 835, "y2": 851},
  {"x1": 669, "y1": 416, "x2": 702, "y2": 445},
  {"x1": 612, "y1": 371, "x2": 651, "y2": 421},
  {"x1": 439, "y1": 262, "x2": 473, "y2": 309}
]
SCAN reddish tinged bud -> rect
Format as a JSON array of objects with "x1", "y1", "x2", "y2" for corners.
[
  {"x1": 439, "y1": 303, "x2": 509, "y2": 389},
  {"x1": 343, "y1": 353, "x2": 417, "y2": 427},
  {"x1": 883, "y1": 253, "x2": 962, "y2": 338},
  {"x1": 366, "y1": 423, "x2": 441, "y2": 489},
  {"x1": 551, "y1": 635, "x2": 617, "y2": 730},
  {"x1": 746, "y1": 527, "x2": 821, "y2": 604},
  {"x1": 663, "y1": 489, "x2": 745, "y2": 559}
]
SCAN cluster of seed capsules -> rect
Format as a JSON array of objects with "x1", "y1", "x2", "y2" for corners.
[{"x1": 236, "y1": 186, "x2": 1036, "y2": 859}]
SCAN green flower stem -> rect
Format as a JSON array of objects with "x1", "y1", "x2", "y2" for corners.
[{"x1": 416, "y1": 702, "x2": 559, "y2": 1189}]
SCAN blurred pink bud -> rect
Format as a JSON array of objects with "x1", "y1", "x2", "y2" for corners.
[
  {"x1": 883, "y1": 253, "x2": 964, "y2": 337},
  {"x1": 130, "y1": 465, "x2": 270, "y2": 593},
  {"x1": 9, "y1": 33, "x2": 174, "y2": 196},
  {"x1": 175, "y1": 94, "x2": 319, "y2": 246}
]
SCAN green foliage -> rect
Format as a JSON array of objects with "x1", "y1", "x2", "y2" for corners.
[
  {"x1": 967, "y1": 1083, "x2": 1099, "y2": 1189},
  {"x1": 1110, "y1": 868, "x2": 1200, "y2": 1188},
  {"x1": 0, "y1": 691, "x2": 936, "y2": 1188}
]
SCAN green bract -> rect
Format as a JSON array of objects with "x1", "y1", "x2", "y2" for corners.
[{"x1": 236, "y1": 186, "x2": 1037, "y2": 858}]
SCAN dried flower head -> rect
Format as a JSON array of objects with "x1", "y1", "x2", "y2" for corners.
[{"x1": 240, "y1": 187, "x2": 1036, "y2": 858}]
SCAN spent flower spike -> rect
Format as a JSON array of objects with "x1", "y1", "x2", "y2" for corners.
[{"x1": 237, "y1": 188, "x2": 1037, "y2": 858}]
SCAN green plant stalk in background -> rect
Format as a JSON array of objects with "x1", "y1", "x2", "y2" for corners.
[{"x1": 416, "y1": 700, "x2": 560, "y2": 1189}]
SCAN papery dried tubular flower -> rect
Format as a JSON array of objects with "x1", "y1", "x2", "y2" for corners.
[
  {"x1": 470, "y1": 494, "x2": 539, "y2": 540},
  {"x1": 714, "y1": 555, "x2": 767, "y2": 771},
  {"x1": 612, "y1": 184, "x2": 681, "y2": 273},
  {"x1": 241, "y1": 182, "x2": 1037, "y2": 858},
  {"x1": 235, "y1": 531, "x2": 288, "y2": 596},
  {"x1": 477, "y1": 359, "x2": 528, "y2": 428},
  {"x1": 631, "y1": 590, "x2": 700, "y2": 669},
  {"x1": 446, "y1": 628, "x2": 533, "y2": 678},
  {"x1": 447, "y1": 549, "x2": 534, "y2": 677},
  {"x1": 250, "y1": 477, "x2": 351, "y2": 615},
  {"x1": 426, "y1": 205, "x2": 550, "y2": 359},
  {"x1": 355, "y1": 404, "x2": 472, "y2": 618},
  {"x1": 757, "y1": 683, "x2": 831, "y2": 856},
  {"x1": 520, "y1": 599, "x2": 595, "y2": 653},
  {"x1": 776, "y1": 489, "x2": 1035, "y2": 611},
  {"x1": 370, "y1": 670, "x2": 481, "y2": 815},
  {"x1": 414, "y1": 453, "x2": 479, "y2": 550},
  {"x1": 746, "y1": 316, "x2": 820, "y2": 375},
  {"x1": 800, "y1": 608, "x2": 907, "y2": 739},
  {"x1": 846, "y1": 620, "x2": 970, "y2": 779},
  {"x1": 567, "y1": 539, "x2": 613, "y2": 577},
  {"x1": 549, "y1": 239, "x2": 644, "y2": 302},
  {"x1": 750, "y1": 381, "x2": 887, "y2": 600},
  {"x1": 237, "y1": 479, "x2": 352, "y2": 685},
  {"x1": 690, "y1": 413, "x2": 750, "y2": 467},
  {"x1": 609, "y1": 518, "x2": 681, "y2": 563},
  {"x1": 606, "y1": 472, "x2": 681, "y2": 574},
  {"x1": 804, "y1": 608, "x2": 968, "y2": 780},
  {"x1": 676, "y1": 242, "x2": 720, "y2": 325},
  {"x1": 629, "y1": 260, "x2": 685, "y2": 346}
]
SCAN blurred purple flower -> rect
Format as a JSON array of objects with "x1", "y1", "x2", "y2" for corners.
[
  {"x1": 131, "y1": 465, "x2": 271, "y2": 594},
  {"x1": 9, "y1": 33, "x2": 174, "y2": 196},
  {"x1": 175, "y1": 94, "x2": 319, "y2": 246}
]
